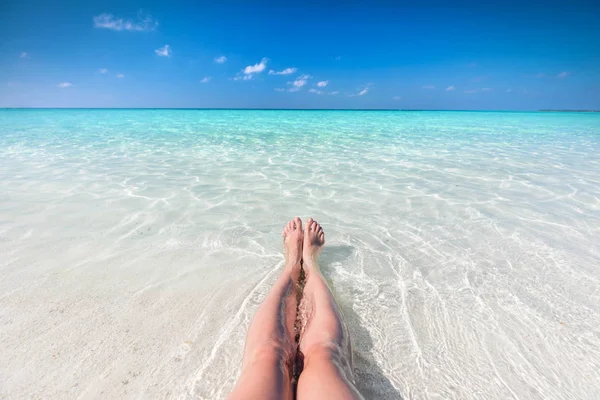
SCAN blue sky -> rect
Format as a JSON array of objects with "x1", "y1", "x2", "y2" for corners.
[{"x1": 1, "y1": 0, "x2": 599, "y2": 109}]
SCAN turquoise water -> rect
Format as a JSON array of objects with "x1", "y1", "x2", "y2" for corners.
[{"x1": 1, "y1": 110, "x2": 599, "y2": 399}]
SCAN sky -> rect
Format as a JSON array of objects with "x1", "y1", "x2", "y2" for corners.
[{"x1": 1, "y1": 0, "x2": 599, "y2": 109}]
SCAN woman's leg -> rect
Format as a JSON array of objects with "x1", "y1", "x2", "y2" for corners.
[
  {"x1": 229, "y1": 217, "x2": 304, "y2": 400},
  {"x1": 297, "y1": 218, "x2": 364, "y2": 399}
]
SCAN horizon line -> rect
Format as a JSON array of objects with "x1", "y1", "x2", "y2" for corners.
[{"x1": 1, "y1": 108, "x2": 599, "y2": 112}]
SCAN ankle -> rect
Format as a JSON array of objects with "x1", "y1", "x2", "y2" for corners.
[
  {"x1": 284, "y1": 260, "x2": 301, "y2": 272},
  {"x1": 302, "y1": 258, "x2": 319, "y2": 271}
]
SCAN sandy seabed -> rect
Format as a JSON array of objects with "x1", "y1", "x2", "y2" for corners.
[{"x1": 1, "y1": 110, "x2": 600, "y2": 399}]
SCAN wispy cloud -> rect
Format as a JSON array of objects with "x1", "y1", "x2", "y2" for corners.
[
  {"x1": 58, "y1": 82, "x2": 72, "y2": 88},
  {"x1": 506, "y1": 88, "x2": 513, "y2": 93},
  {"x1": 536, "y1": 73, "x2": 546, "y2": 78},
  {"x1": 422, "y1": 85, "x2": 435, "y2": 89},
  {"x1": 349, "y1": 85, "x2": 371, "y2": 97},
  {"x1": 99, "y1": 68, "x2": 108, "y2": 74},
  {"x1": 274, "y1": 88, "x2": 286, "y2": 92},
  {"x1": 471, "y1": 76, "x2": 487, "y2": 83},
  {"x1": 155, "y1": 45, "x2": 171, "y2": 57},
  {"x1": 393, "y1": 96, "x2": 401, "y2": 100},
  {"x1": 116, "y1": 74, "x2": 125, "y2": 79},
  {"x1": 287, "y1": 74, "x2": 311, "y2": 91},
  {"x1": 309, "y1": 88, "x2": 339, "y2": 95},
  {"x1": 20, "y1": 52, "x2": 29, "y2": 59},
  {"x1": 556, "y1": 71, "x2": 570, "y2": 79},
  {"x1": 214, "y1": 56, "x2": 227, "y2": 64},
  {"x1": 243, "y1": 58, "x2": 268, "y2": 74},
  {"x1": 445, "y1": 85, "x2": 455, "y2": 91},
  {"x1": 200, "y1": 76, "x2": 211, "y2": 83},
  {"x1": 93, "y1": 12, "x2": 157, "y2": 32},
  {"x1": 268, "y1": 67, "x2": 297, "y2": 75},
  {"x1": 317, "y1": 80, "x2": 329, "y2": 87},
  {"x1": 233, "y1": 75, "x2": 253, "y2": 81},
  {"x1": 464, "y1": 87, "x2": 492, "y2": 94}
]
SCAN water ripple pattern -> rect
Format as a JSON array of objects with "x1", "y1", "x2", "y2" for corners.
[{"x1": 1, "y1": 110, "x2": 599, "y2": 399}]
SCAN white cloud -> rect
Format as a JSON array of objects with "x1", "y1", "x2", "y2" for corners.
[
  {"x1": 200, "y1": 76, "x2": 211, "y2": 83},
  {"x1": 274, "y1": 88, "x2": 286, "y2": 92},
  {"x1": 556, "y1": 71, "x2": 569, "y2": 79},
  {"x1": 317, "y1": 80, "x2": 328, "y2": 87},
  {"x1": 422, "y1": 85, "x2": 435, "y2": 89},
  {"x1": 268, "y1": 67, "x2": 297, "y2": 75},
  {"x1": 393, "y1": 96, "x2": 401, "y2": 100},
  {"x1": 93, "y1": 12, "x2": 157, "y2": 32},
  {"x1": 99, "y1": 68, "x2": 108, "y2": 74},
  {"x1": 233, "y1": 75, "x2": 253, "y2": 81},
  {"x1": 243, "y1": 58, "x2": 268, "y2": 74},
  {"x1": 335, "y1": 56, "x2": 342, "y2": 60},
  {"x1": 116, "y1": 74, "x2": 125, "y2": 79},
  {"x1": 464, "y1": 89, "x2": 477, "y2": 94},
  {"x1": 292, "y1": 74, "x2": 310, "y2": 87},
  {"x1": 506, "y1": 88, "x2": 513, "y2": 93},
  {"x1": 20, "y1": 52, "x2": 29, "y2": 59},
  {"x1": 58, "y1": 82, "x2": 72, "y2": 88},
  {"x1": 445, "y1": 85, "x2": 455, "y2": 91},
  {"x1": 155, "y1": 45, "x2": 171, "y2": 57},
  {"x1": 481, "y1": 87, "x2": 492, "y2": 91},
  {"x1": 214, "y1": 56, "x2": 227, "y2": 64},
  {"x1": 349, "y1": 85, "x2": 371, "y2": 97},
  {"x1": 234, "y1": 58, "x2": 269, "y2": 81},
  {"x1": 287, "y1": 74, "x2": 310, "y2": 91},
  {"x1": 308, "y1": 88, "x2": 339, "y2": 95}
]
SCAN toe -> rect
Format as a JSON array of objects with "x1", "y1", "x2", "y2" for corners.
[
  {"x1": 293, "y1": 217, "x2": 302, "y2": 231},
  {"x1": 283, "y1": 220, "x2": 292, "y2": 236}
]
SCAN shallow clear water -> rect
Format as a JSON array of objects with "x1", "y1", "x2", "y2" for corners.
[{"x1": 1, "y1": 110, "x2": 599, "y2": 399}]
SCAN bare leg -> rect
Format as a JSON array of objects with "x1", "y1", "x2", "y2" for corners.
[
  {"x1": 297, "y1": 218, "x2": 364, "y2": 399},
  {"x1": 229, "y1": 217, "x2": 303, "y2": 400}
]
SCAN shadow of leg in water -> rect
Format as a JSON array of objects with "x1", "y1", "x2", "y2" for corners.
[{"x1": 319, "y1": 245, "x2": 404, "y2": 400}]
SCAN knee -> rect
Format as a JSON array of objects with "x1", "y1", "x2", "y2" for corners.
[
  {"x1": 303, "y1": 342, "x2": 345, "y2": 366},
  {"x1": 302, "y1": 343, "x2": 356, "y2": 384},
  {"x1": 244, "y1": 341, "x2": 292, "y2": 368}
]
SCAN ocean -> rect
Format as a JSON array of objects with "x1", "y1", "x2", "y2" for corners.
[{"x1": 1, "y1": 109, "x2": 599, "y2": 399}]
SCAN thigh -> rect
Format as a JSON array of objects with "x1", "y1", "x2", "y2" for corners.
[{"x1": 297, "y1": 346, "x2": 363, "y2": 400}]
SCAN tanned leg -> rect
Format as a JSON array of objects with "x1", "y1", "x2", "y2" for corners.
[
  {"x1": 296, "y1": 218, "x2": 363, "y2": 400},
  {"x1": 229, "y1": 217, "x2": 304, "y2": 400}
]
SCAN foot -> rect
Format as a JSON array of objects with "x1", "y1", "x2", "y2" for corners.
[
  {"x1": 303, "y1": 218, "x2": 325, "y2": 268},
  {"x1": 282, "y1": 217, "x2": 303, "y2": 266}
]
